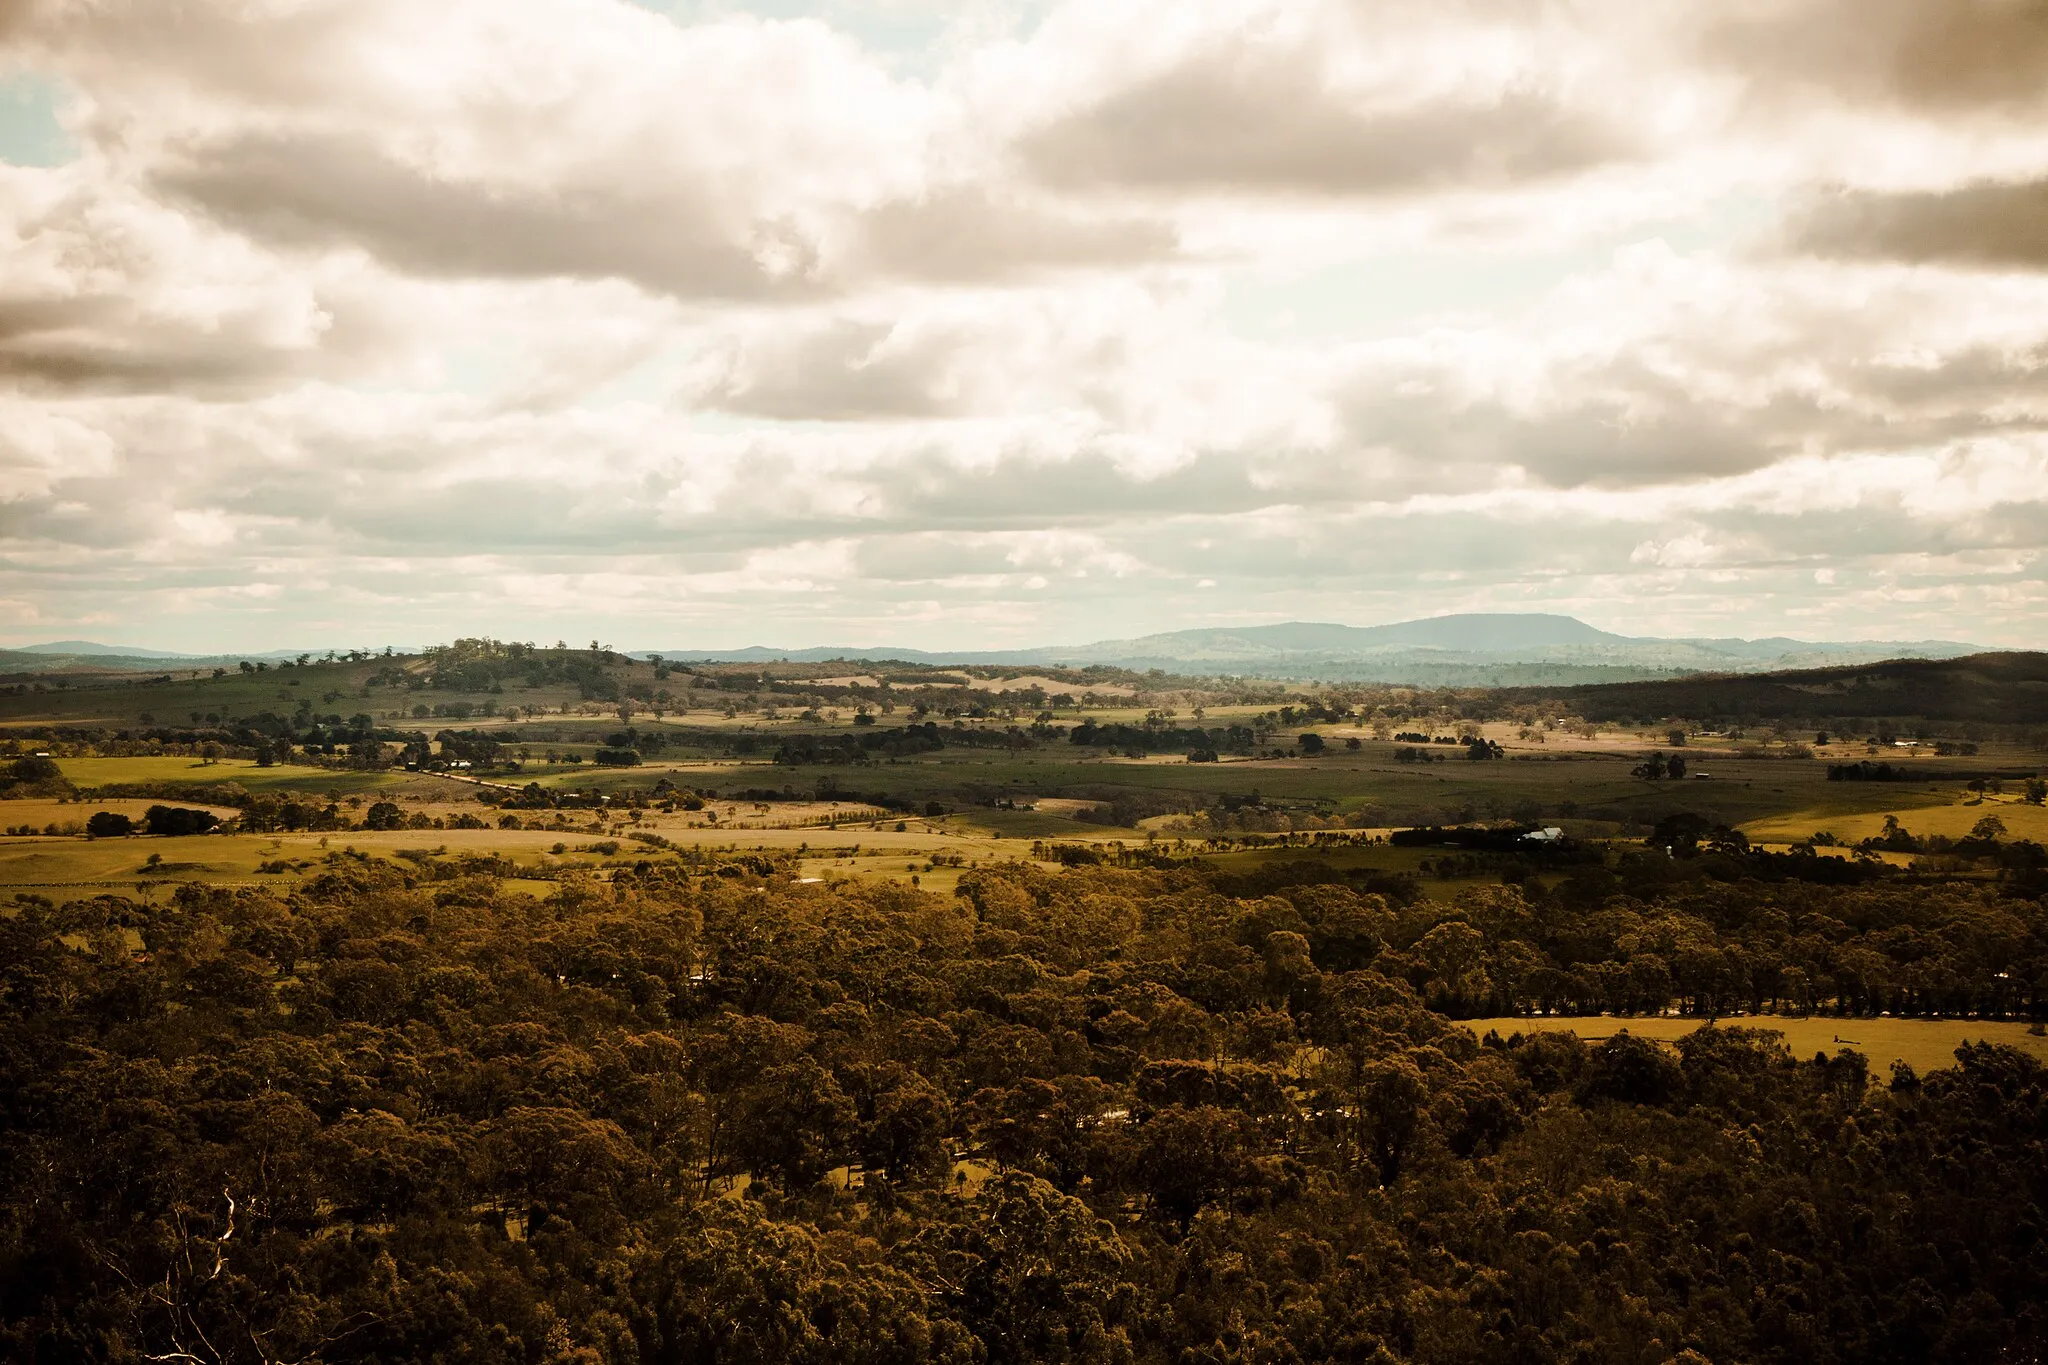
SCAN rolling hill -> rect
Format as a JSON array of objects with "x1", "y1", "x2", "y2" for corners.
[
  {"x1": 1515, "y1": 651, "x2": 2048, "y2": 726},
  {"x1": 8, "y1": 614, "x2": 2009, "y2": 687}
]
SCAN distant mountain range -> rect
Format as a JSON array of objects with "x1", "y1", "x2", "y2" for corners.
[
  {"x1": 0, "y1": 643, "x2": 332, "y2": 675},
  {"x1": 639, "y1": 613, "x2": 1996, "y2": 686},
  {"x1": 14, "y1": 640, "x2": 199, "y2": 657},
  {"x1": 3, "y1": 614, "x2": 2003, "y2": 686}
]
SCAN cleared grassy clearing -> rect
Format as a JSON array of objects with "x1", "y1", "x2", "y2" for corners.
[
  {"x1": 58, "y1": 756, "x2": 261, "y2": 784},
  {"x1": 793, "y1": 853, "x2": 1037, "y2": 899},
  {"x1": 0, "y1": 832, "x2": 277, "y2": 892},
  {"x1": 1461, "y1": 1014, "x2": 2048, "y2": 1076},
  {"x1": 968, "y1": 808, "x2": 1113, "y2": 838}
]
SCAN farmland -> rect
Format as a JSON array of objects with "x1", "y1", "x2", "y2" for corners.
[
  {"x1": 5, "y1": 641, "x2": 2048, "y2": 1364},
  {"x1": 3, "y1": 642, "x2": 2043, "y2": 907}
]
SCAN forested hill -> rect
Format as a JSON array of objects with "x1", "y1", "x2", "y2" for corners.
[{"x1": 1513, "y1": 650, "x2": 2048, "y2": 726}]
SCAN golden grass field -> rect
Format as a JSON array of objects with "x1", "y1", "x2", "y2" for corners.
[
  {"x1": 1461, "y1": 1014, "x2": 2048, "y2": 1075},
  {"x1": 54, "y1": 756, "x2": 264, "y2": 784},
  {"x1": 0, "y1": 817, "x2": 1063, "y2": 901},
  {"x1": 1742, "y1": 794, "x2": 2048, "y2": 847},
  {"x1": 0, "y1": 796, "x2": 243, "y2": 832}
]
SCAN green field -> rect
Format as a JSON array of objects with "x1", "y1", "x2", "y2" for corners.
[{"x1": 45, "y1": 755, "x2": 404, "y2": 798}]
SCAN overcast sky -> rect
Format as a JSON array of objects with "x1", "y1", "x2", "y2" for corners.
[{"x1": 2, "y1": 0, "x2": 2046, "y2": 652}]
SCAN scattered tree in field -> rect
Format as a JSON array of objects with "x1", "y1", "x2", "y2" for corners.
[{"x1": 86, "y1": 811, "x2": 133, "y2": 837}]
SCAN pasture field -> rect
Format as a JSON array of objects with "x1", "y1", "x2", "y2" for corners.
[
  {"x1": 1741, "y1": 793, "x2": 2048, "y2": 847},
  {"x1": 0, "y1": 831, "x2": 288, "y2": 896},
  {"x1": 60, "y1": 756, "x2": 264, "y2": 784},
  {"x1": 0, "y1": 816, "x2": 1062, "y2": 901},
  {"x1": 498, "y1": 744, "x2": 1976, "y2": 830},
  {"x1": 0, "y1": 796, "x2": 243, "y2": 834},
  {"x1": 53, "y1": 756, "x2": 403, "y2": 796},
  {"x1": 1461, "y1": 1014, "x2": 2048, "y2": 1076},
  {"x1": 668, "y1": 747, "x2": 1972, "y2": 837}
]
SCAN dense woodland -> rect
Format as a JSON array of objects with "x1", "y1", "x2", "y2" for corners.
[{"x1": 5, "y1": 848, "x2": 2047, "y2": 1364}]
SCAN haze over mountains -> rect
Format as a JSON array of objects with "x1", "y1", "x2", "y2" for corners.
[
  {"x1": 5, "y1": 614, "x2": 1996, "y2": 686},
  {"x1": 640, "y1": 613, "x2": 1990, "y2": 686},
  {"x1": 0, "y1": 643, "x2": 332, "y2": 675}
]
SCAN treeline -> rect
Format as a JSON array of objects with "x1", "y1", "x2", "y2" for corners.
[
  {"x1": 753, "y1": 719, "x2": 1284, "y2": 766},
  {"x1": 766, "y1": 721, "x2": 1038, "y2": 765},
  {"x1": 4, "y1": 856, "x2": 2047, "y2": 1362},
  {"x1": 0, "y1": 717, "x2": 499, "y2": 773},
  {"x1": 1828, "y1": 761, "x2": 1912, "y2": 781},
  {"x1": 1068, "y1": 719, "x2": 1265, "y2": 756}
]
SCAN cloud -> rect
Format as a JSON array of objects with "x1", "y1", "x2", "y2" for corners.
[
  {"x1": 2, "y1": 0, "x2": 2048, "y2": 649},
  {"x1": 0, "y1": 0, "x2": 44, "y2": 42},
  {"x1": 1709, "y1": 0, "x2": 2048, "y2": 116},
  {"x1": 25, "y1": 0, "x2": 946, "y2": 296},
  {"x1": 8, "y1": 0, "x2": 1200, "y2": 301},
  {"x1": 846, "y1": 187, "x2": 1176, "y2": 282},
  {"x1": 672, "y1": 271, "x2": 1330, "y2": 446},
  {"x1": 690, "y1": 317, "x2": 982, "y2": 419},
  {"x1": 1020, "y1": 57, "x2": 1626, "y2": 199},
  {"x1": 155, "y1": 128, "x2": 812, "y2": 302},
  {"x1": 1325, "y1": 243, "x2": 2048, "y2": 489},
  {"x1": 0, "y1": 164, "x2": 373, "y2": 394},
  {"x1": 1793, "y1": 179, "x2": 2048, "y2": 269},
  {"x1": 1001, "y1": 1, "x2": 1636, "y2": 201}
]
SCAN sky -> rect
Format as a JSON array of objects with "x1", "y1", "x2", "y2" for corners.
[{"x1": 1, "y1": 0, "x2": 2046, "y2": 653}]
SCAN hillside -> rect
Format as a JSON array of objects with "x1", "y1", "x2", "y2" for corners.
[{"x1": 1515, "y1": 651, "x2": 2048, "y2": 726}]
